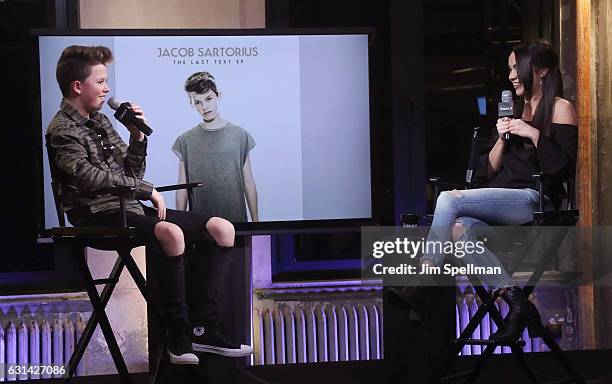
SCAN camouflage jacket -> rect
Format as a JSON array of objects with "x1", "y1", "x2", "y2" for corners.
[{"x1": 46, "y1": 100, "x2": 153, "y2": 225}]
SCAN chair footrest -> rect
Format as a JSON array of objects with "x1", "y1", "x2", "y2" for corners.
[
  {"x1": 92, "y1": 278, "x2": 119, "y2": 285},
  {"x1": 455, "y1": 338, "x2": 526, "y2": 347}
]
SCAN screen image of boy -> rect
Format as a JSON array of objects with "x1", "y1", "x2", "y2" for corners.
[
  {"x1": 39, "y1": 34, "x2": 371, "y2": 228},
  {"x1": 172, "y1": 71, "x2": 259, "y2": 222}
]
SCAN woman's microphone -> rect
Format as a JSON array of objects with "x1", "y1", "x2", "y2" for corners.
[{"x1": 498, "y1": 90, "x2": 514, "y2": 141}]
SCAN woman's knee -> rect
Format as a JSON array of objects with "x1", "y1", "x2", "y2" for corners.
[
  {"x1": 452, "y1": 217, "x2": 487, "y2": 241},
  {"x1": 154, "y1": 222, "x2": 185, "y2": 255},
  {"x1": 451, "y1": 222, "x2": 466, "y2": 242},
  {"x1": 206, "y1": 217, "x2": 235, "y2": 247},
  {"x1": 436, "y1": 190, "x2": 461, "y2": 212}
]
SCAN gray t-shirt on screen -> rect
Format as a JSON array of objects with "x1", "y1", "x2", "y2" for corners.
[{"x1": 172, "y1": 122, "x2": 255, "y2": 222}]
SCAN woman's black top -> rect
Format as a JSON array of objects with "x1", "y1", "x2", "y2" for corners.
[{"x1": 487, "y1": 123, "x2": 578, "y2": 207}]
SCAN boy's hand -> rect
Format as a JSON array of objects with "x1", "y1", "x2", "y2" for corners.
[
  {"x1": 125, "y1": 103, "x2": 146, "y2": 141},
  {"x1": 150, "y1": 189, "x2": 166, "y2": 220}
]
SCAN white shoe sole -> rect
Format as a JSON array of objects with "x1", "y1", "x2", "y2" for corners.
[
  {"x1": 192, "y1": 343, "x2": 253, "y2": 357},
  {"x1": 167, "y1": 348, "x2": 200, "y2": 365}
]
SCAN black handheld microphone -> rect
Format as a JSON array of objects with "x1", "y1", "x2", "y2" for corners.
[
  {"x1": 108, "y1": 97, "x2": 153, "y2": 136},
  {"x1": 498, "y1": 90, "x2": 514, "y2": 141}
]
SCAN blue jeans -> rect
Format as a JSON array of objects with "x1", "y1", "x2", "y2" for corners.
[{"x1": 422, "y1": 188, "x2": 542, "y2": 289}]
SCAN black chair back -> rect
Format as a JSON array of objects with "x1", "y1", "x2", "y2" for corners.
[{"x1": 46, "y1": 139, "x2": 68, "y2": 227}]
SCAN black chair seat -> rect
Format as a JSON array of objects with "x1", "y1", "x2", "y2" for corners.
[
  {"x1": 534, "y1": 209, "x2": 579, "y2": 224},
  {"x1": 45, "y1": 226, "x2": 144, "y2": 250}
]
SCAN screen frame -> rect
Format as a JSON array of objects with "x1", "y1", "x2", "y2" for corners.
[{"x1": 32, "y1": 27, "x2": 378, "y2": 235}]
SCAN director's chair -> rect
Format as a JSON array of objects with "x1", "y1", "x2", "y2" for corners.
[
  {"x1": 404, "y1": 127, "x2": 585, "y2": 384},
  {"x1": 436, "y1": 182, "x2": 583, "y2": 384},
  {"x1": 43, "y1": 141, "x2": 201, "y2": 384}
]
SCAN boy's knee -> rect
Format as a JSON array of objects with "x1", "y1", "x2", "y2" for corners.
[
  {"x1": 206, "y1": 217, "x2": 235, "y2": 247},
  {"x1": 154, "y1": 222, "x2": 185, "y2": 254}
]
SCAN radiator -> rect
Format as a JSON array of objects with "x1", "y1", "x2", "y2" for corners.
[
  {"x1": 253, "y1": 293, "x2": 547, "y2": 365},
  {"x1": 0, "y1": 314, "x2": 86, "y2": 381},
  {"x1": 456, "y1": 294, "x2": 542, "y2": 355},
  {"x1": 254, "y1": 302, "x2": 383, "y2": 365}
]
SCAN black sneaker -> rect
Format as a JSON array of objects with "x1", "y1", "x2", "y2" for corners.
[
  {"x1": 191, "y1": 322, "x2": 253, "y2": 357},
  {"x1": 167, "y1": 323, "x2": 199, "y2": 365}
]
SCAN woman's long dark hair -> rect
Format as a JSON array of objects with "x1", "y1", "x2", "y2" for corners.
[{"x1": 511, "y1": 40, "x2": 564, "y2": 137}]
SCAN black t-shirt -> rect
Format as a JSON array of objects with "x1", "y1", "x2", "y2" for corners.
[{"x1": 487, "y1": 123, "x2": 578, "y2": 207}]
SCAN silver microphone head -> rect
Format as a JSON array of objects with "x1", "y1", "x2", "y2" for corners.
[
  {"x1": 501, "y1": 90, "x2": 513, "y2": 103},
  {"x1": 107, "y1": 97, "x2": 122, "y2": 110}
]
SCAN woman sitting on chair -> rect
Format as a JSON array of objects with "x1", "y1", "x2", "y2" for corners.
[{"x1": 391, "y1": 40, "x2": 578, "y2": 341}]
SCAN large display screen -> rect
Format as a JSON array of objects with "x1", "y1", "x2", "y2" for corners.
[{"x1": 38, "y1": 30, "x2": 372, "y2": 231}]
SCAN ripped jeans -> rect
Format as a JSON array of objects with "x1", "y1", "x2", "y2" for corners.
[{"x1": 422, "y1": 188, "x2": 542, "y2": 289}]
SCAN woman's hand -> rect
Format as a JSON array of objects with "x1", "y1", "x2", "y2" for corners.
[
  {"x1": 508, "y1": 118, "x2": 540, "y2": 146},
  {"x1": 496, "y1": 118, "x2": 511, "y2": 140},
  {"x1": 150, "y1": 189, "x2": 167, "y2": 220}
]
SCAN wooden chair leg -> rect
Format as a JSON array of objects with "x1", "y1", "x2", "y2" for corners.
[
  {"x1": 452, "y1": 293, "x2": 491, "y2": 356},
  {"x1": 64, "y1": 254, "x2": 125, "y2": 382},
  {"x1": 147, "y1": 328, "x2": 168, "y2": 384},
  {"x1": 117, "y1": 249, "x2": 163, "y2": 322},
  {"x1": 540, "y1": 327, "x2": 586, "y2": 384},
  {"x1": 73, "y1": 254, "x2": 132, "y2": 384},
  {"x1": 117, "y1": 249, "x2": 167, "y2": 384},
  {"x1": 509, "y1": 345, "x2": 541, "y2": 384},
  {"x1": 464, "y1": 344, "x2": 496, "y2": 384}
]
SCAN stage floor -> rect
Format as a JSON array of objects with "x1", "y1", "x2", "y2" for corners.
[{"x1": 22, "y1": 349, "x2": 612, "y2": 384}]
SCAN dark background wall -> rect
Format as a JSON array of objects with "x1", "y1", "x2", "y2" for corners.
[
  {"x1": 0, "y1": 0, "x2": 81, "y2": 292},
  {"x1": 265, "y1": 0, "x2": 554, "y2": 217}
]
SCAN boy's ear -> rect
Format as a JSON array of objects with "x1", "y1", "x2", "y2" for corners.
[
  {"x1": 217, "y1": 91, "x2": 222, "y2": 101},
  {"x1": 70, "y1": 80, "x2": 82, "y2": 96}
]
